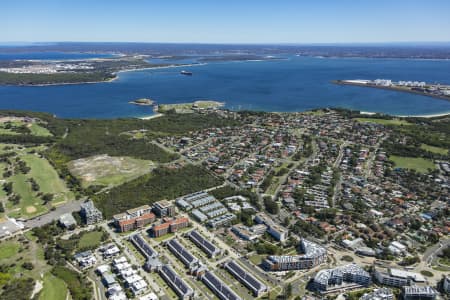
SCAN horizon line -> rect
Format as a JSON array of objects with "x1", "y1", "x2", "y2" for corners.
[{"x1": 1, "y1": 41, "x2": 450, "y2": 47}]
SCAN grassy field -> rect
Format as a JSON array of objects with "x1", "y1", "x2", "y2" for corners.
[
  {"x1": 355, "y1": 118, "x2": 411, "y2": 126},
  {"x1": 158, "y1": 100, "x2": 224, "y2": 113},
  {"x1": 390, "y1": 155, "x2": 436, "y2": 173},
  {"x1": 78, "y1": 231, "x2": 103, "y2": 249},
  {"x1": 248, "y1": 254, "x2": 266, "y2": 266},
  {"x1": 0, "y1": 236, "x2": 50, "y2": 286},
  {"x1": 0, "y1": 241, "x2": 20, "y2": 260},
  {"x1": 39, "y1": 273, "x2": 68, "y2": 300},
  {"x1": 0, "y1": 121, "x2": 52, "y2": 137},
  {"x1": 153, "y1": 232, "x2": 175, "y2": 242},
  {"x1": 6, "y1": 152, "x2": 74, "y2": 219},
  {"x1": 68, "y1": 154, "x2": 153, "y2": 187},
  {"x1": 420, "y1": 144, "x2": 449, "y2": 155},
  {"x1": 28, "y1": 123, "x2": 52, "y2": 137}
]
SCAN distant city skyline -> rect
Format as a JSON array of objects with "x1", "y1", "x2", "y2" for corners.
[{"x1": 2, "y1": 0, "x2": 450, "y2": 44}]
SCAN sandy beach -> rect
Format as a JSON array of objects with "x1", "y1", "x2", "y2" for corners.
[
  {"x1": 138, "y1": 113, "x2": 163, "y2": 120},
  {"x1": 361, "y1": 110, "x2": 450, "y2": 118}
]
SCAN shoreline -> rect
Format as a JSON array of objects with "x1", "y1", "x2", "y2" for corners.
[
  {"x1": 333, "y1": 80, "x2": 450, "y2": 103},
  {"x1": 138, "y1": 113, "x2": 163, "y2": 120},
  {"x1": 360, "y1": 110, "x2": 450, "y2": 118},
  {"x1": 0, "y1": 63, "x2": 206, "y2": 87}
]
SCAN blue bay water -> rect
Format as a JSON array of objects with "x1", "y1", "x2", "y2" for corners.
[{"x1": 1, "y1": 56, "x2": 450, "y2": 118}]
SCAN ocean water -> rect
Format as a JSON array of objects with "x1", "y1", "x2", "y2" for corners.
[{"x1": 0, "y1": 55, "x2": 450, "y2": 118}]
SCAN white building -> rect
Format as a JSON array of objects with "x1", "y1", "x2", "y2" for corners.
[
  {"x1": 402, "y1": 286, "x2": 436, "y2": 300},
  {"x1": 267, "y1": 224, "x2": 288, "y2": 241},
  {"x1": 313, "y1": 263, "x2": 371, "y2": 292},
  {"x1": 374, "y1": 268, "x2": 424, "y2": 287},
  {"x1": 360, "y1": 288, "x2": 394, "y2": 300}
]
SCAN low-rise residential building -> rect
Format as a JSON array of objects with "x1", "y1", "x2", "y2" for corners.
[
  {"x1": 312, "y1": 264, "x2": 371, "y2": 293},
  {"x1": 74, "y1": 250, "x2": 97, "y2": 269},
  {"x1": 374, "y1": 268, "x2": 425, "y2": 288},
  {"x1": 360, "y1": 288, "x2": 394, "y2": 300},
  {"x1": 150, "y1": 217, "x2": 190, "y2": 237},
  {"x1": 231, "y1": 224, "x2": 266, "y2": 241},
  {"x1": 402, "y1": 286, "x2": 437, "y2": 300},
  {"x1": 263, "y1": 239, "x2": 327, "y2": 271},
  {"x1": 59, "y1": 213, "x2": 77, "y2": 228},
  {"x1": 207, "y1": 213, "x2": 236, "y2": 228},
  {"x1": 113, "y1": 205, "x2": 156, "y2": 232},
  {"x1": 100, "y1": 243, "x2": 121, "y2": 259},
  {"x1": 187, "y1": 230, "x2": 221, "y2": 258},
  {"x1": 267, "y1": 224, "x2": 288, "y2": 241},
  {"x1": 224, "y1": 260, "x2": 268, "y2": 297}
]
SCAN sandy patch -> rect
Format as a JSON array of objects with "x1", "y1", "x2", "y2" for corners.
[{"x1": 26, "y1": 206, "x2": 37, "y2": 213}]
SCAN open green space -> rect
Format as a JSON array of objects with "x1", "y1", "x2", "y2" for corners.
[
  {"x1": 420, "y1": 270, "x2": 434, "y2": 277},
  {"x1": 0, "y1": 241, "x2": 20, "y2": 260},
  {"x1": 438, "y1": 257, "x2": 450, "y2": 267},
  {"x1": 390, "y1": 155, "x2": 436, "y2": 173},
  {"x1": 78, "y1": 231, "x2": 103, "y2": 249},
  {"x1": 355, "y1": 118, "x2": 411, "y2": 126},
  {"x1": 248, "y1": 254, "x2": 266, "y2": 265},
  {"x1": 39, "y1": 273, "x2": 68, "y2": 300},
  {"x1": 0, "y1": 121, "x2": 52, "y2": 137},
  {"x1": 0, "y1": 236, "x2": 50, "y2": 288},
  {"x1": 51, "y1": 266, "x2": 92, "y2": 300},
  {"x1": 68, "y1": 155, "x2": 153, "y2": 187},
  {"x1": 153, "y1": 232, "x2": 175, "y2": 242},
  {"x1": 28, "y1": 123, "x2": 52, "y2": 137},
  {"x1": 5, "y1": 152, "x2": 74, "y2": 219},
  {"x1": 157, "y1": 100, "x2": 224, "y2": 113},
  {"x1": 420, "y1": 143, "x2": 449, "y2": 155}
]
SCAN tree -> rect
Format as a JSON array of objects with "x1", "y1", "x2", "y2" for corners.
[
  {"x1": 264, "y1": 196, "x2": 279, "y2": 214},
  {"x1": 3, "y1": 182, "x2": 13, "y2": 195},
  {"x1": 285, "y1": 283, "x2": 292, "y2": 298},
  {"x1": 42, "y1": 193, "x2": 54, "y2": 204}
]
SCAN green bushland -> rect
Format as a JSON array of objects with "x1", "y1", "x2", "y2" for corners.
[
  {"x1": 44, "y1": 112, "x2": 240, "y2": 163},
  {"x1": 51, "y1": 266, "x2": 92, "y2": 300},
  {"x1": 94, "y1": 164, "x2": 223, "y2": 218},
  {"x1": 0, "y1": 71, "x2": 115, "y2": 85},
  {"x1": 0, "y1": 277, "x2": 35, "y2": 300}
]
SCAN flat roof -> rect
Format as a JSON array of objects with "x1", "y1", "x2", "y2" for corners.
[{"x1": 389, "y1": 269, "x2": 425, "y2": 282}]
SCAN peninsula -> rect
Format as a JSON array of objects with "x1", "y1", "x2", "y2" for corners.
[
  {"x1": 155, "y1": 100, "x2": 225, "y2": 113},
  {"x1": 0, "y1": 56, "x2": 184, "y2": 86},
  {"x1": 333, "y1": 79, "x2": 450, "y2": 102}
]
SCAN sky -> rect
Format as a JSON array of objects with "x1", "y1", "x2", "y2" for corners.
[{"x1": 2, "y1": 0, "x2": 450, "y2": 44}]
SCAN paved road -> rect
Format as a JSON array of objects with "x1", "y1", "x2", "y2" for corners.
[
  {"x1": 24, "y1": 199, "x2": 84, "y2": 228},
  {"x1": 100, "y1": 223, "x2": 167, "y2": 298},
  {"x1": 421, "y1": 237, "x2": 450, "y2": 266}
]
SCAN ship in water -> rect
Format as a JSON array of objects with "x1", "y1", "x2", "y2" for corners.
[{"x1": 180, "y1": 70, "x2": 193, "y2": 76}]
